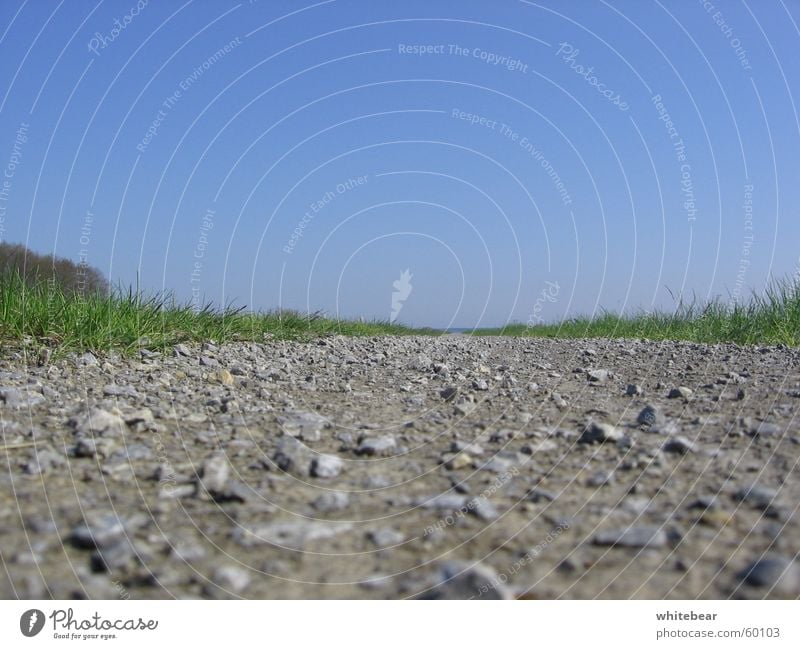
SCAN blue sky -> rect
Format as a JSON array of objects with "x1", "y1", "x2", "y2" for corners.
[{"x1": 0, "y1": 0, "x2": 798, "y2": 328}]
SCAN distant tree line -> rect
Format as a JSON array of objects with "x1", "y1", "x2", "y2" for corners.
[{"x1": 0, "y1": 242, "x2": 108, "y2": 295}]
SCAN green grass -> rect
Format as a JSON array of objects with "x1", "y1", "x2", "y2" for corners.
[
  {"x1": 3, "y1": 269, "x2": 800, "y2": 356},
  {"x1": 0, "y1": 270, "x2": 441, "y2": 356},
  {"x1": 473, "y1": 277, "x2": 800, "y2": 347}
]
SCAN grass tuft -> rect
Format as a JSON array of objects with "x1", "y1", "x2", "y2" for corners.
[
  {"x1": 0, "y1": 270, "x2": 440, "y2": 356},
  {"x1": 473, "y1": 277, "x2": 800, "y2": 347},
  {"x1": 3, "y1": 269, "x2": 800, "y2": 355}
]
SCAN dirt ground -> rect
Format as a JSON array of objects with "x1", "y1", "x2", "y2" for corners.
[{"x1": 1, "y1": 335, "x2": 799, "y2": 599}]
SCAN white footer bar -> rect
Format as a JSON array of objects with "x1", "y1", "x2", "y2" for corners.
[{"x1": 1, "y1": 600, "x2": 797, "y2": 647}]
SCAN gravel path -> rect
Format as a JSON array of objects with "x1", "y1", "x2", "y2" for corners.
[{"x1": 2, "y1": 336, "x2": 799, "y2": 599}]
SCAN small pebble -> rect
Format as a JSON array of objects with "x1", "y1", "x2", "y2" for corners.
[
  {"x1": 586, "y1": 469, "x2": 614, "y2": 487},
  {"x1": 668, "y1": 386, "x2": 693, "y2": 400},
  {"x1": 743, "y1": 418, "x2": 782, "y2": 438},
  {"x1": 70, "y1": 514, "x2": 127, "y2": 550},
  {"x1": 418, "y1": 561, "x2": 512, "y2": 600},
  {"x1": 367, "y1": 528, "x2": 405, "y2": 547},
  {"x1": 311, "y1": 454, "x2": 344, "y2": 478},
  {"x1": 662, "y1": 436, "x2": 696, "y2": 454},
  {"x1": 636, "y1": 405, "x2": 660, "y2": 428},
  {"x1": 205, "y1": 565, "x2": 251, "y2": 596},
  {"x1": 441, "y1": 452, "x2": 474, "y2": 470},
  {"x1": 356, "y1": 435, "x2": 397, "y2": 456},
  {"x1": 579, "y1": 421, "x2": 625, "y2": 444},
  {"x1": 277, "y1": 411, "x2": 329, "y2": 442},
  {"x1": 734, "y1": 484, "x2": 779, "y2": 511},
  {"x1": 594, "y1": 526, "x2": 668, "y2": 549},
  {"x1": 587, "y1": 369, "x2": 611, "y2": 383},
  {"x1": 735, "y1": 555, "x2": 800, "y2": 596},
  {"x1": 311, "y1": 491, "x2": 350, "y2": 512},
  {"x1": 198, "y1": 453, "x2": 230, "y2": 494},
  {"x1": 440, "y1": 386, "x2": 459, "y2": 402}
]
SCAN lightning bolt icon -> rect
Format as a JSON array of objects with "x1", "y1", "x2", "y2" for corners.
[{"x1": 28, "y1": 611, "x2": 37, "y2": 632}]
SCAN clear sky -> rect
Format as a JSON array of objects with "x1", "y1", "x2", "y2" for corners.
[{"x1": 1, "y1": 0, "x2": 798, "y2": 328}]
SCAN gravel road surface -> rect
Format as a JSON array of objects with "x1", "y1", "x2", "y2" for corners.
[{"x1": 2, "y1": 336, "x2": 799, "y2": 599}]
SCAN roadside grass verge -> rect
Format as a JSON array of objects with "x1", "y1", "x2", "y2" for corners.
[
  {"x1": 4, "y1": 269, "x2": 799, "y2": 355},
  {"x1": 473, "y1": 277, "x2": 800, "y2": 347},
  {"x1": 0, "y1": 270, "x2": 440, "y2": 356}
]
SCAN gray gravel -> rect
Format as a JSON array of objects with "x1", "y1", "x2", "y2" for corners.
[{"x1": 1, "y1": 335, "x2": 799, "y2": 599}]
